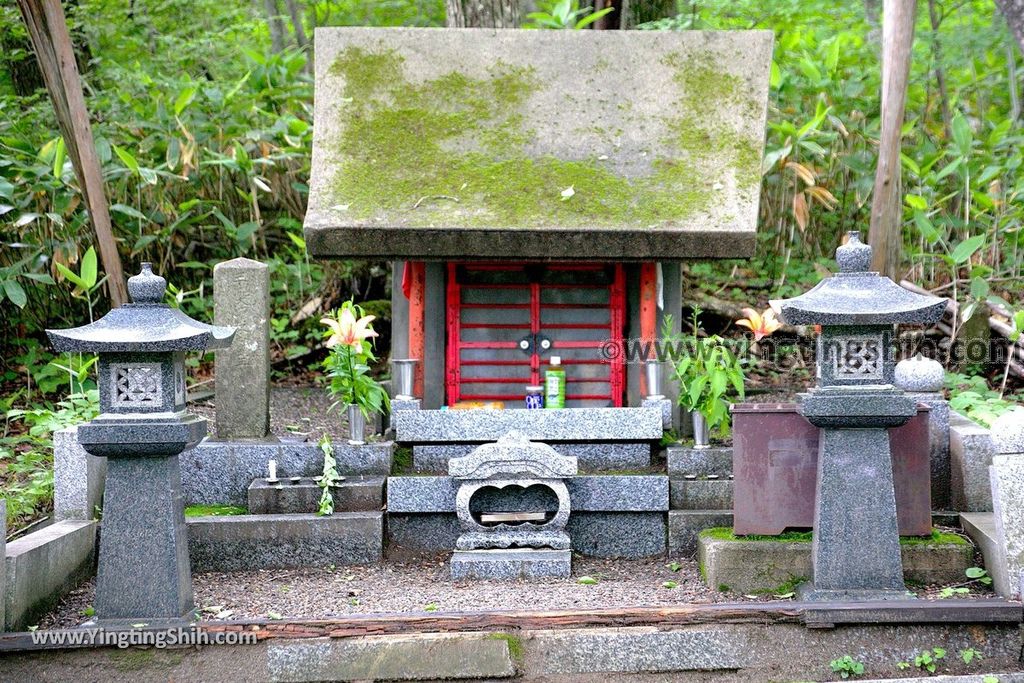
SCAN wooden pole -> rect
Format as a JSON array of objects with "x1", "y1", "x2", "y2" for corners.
[
  {"x1": 17, "y1": 0, "x2": 128, "y2": 307},
  {"x1": 868, "y1": 0, "x2": 917, "y2": 280},
  {"x1": 408, "y1": 262, "x2": 427, "y2": 399},
  {"x1": 638, "y1": 262, "x2": 658, "y2": 397}
]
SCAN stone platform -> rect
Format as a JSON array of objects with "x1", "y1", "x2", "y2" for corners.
[
  {"x1": 413, "y1": 442, "x2": 651, "y2": 473},
  {"x1": 698, "y1": 530, "x2": 974, "y2": 595},
  {"x1": 450, "y1": 549, "x2": 571, "y2": 580},
  {"x1": 247, "y1": 476, "x2": 385, "y2": 514}
]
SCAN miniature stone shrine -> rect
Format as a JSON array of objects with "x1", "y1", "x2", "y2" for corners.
[
  {"x1": 46, "y1": 264, "x2": 235, "y2": 624},
  {"x1": 774, "y1": 232, "x2": 946, "y2": 601},
  {"x1": 449, "y1": 432, "x2": 577, "y2": 580},
  {"x1": 304, "y1": 28, "x2": 772, "y2": 471}
]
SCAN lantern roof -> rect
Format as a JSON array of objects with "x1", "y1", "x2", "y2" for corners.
[
  {"x1": 303, "y1": 27, "x2": 773, "y2": 261},
  {"x1": 46, "y1": 263, "x2": 235, "y2": 353},
  {"x1": 774, "y1": 233, "x2": 947, "y2": 326}
]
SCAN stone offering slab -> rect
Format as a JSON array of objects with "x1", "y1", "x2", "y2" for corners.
[
  {"x1": 305, "y1": 27, "x2": 772, "y2": 261},
  {"x1": 414, "y1": 442, "x2": 651, "y2": 473},
  {"x1": 395, "y1": 407, "x2": 663, "y2": 443},
  {"x1": 247, "y1": 476, "x2": 385, "y2": 514},
  {"x1": 450, "y1": 549, "x2": 571, "y2": 580}
]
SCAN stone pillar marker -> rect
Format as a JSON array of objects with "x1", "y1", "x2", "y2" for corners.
[
  {"x1": 775, "y1": 232, "x2": 946, "y2": 601},
  {"x1": 987, "y1": 408, "x2": 1024, "y2": 598},
  {"x1": 894, "y1": 354, "x2": 951, "y2": 510},
  {"x1": 46, "y1": 264, "x2": 234, "y2": 624},
  {"x1": 214, "y1": 258, "x2": 270, "y2": 439}
]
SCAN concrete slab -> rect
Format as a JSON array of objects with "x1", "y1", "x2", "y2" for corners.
[
  {"x1": 950, "y1": 411, "x2": 996, "y2": 511},
  {"x1": 450, "y1": 549, "x2": 571, "y2": 580}
]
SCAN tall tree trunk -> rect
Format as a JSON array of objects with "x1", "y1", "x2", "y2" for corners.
[
  {"x1": 928, "y1": 0, "x2": 952, "y2": 140},
  {"x1": 445, "y1": 0, "x2": 519, "y2": 28},
  {"x1": 996, "y1": 0, "x2": 1024, "y2": 53},
  {"x1": 17, "y1": 0, "x2": 128, "y2": 307},
  {"x1": 263, "y1": 0, "x2": 286, "y2": 52},
  {"x1": 868, "y1": 0, "x2": 917, "y2": 280},
  {"x1": 285, "y1": 0, "x2": 308, "y2": 48}
]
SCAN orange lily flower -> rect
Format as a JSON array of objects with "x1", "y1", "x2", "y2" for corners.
[
  {"x1": 321, "y1": 307, "x2": 378, "y2": 352},
  {"x1": 736, "y1": 307, "x2": 782, "y2": 341}
]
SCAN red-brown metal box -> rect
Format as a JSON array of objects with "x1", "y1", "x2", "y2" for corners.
[{"x1": 731, "y1": 402, "x2": 932, "y2": 536}]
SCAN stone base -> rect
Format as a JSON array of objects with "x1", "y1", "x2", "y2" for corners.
[
  {"x1": 395, "y1": 407, "x2": 663, "y2": 442},
  {"x1": 390, "y1": 398, "x2": 421, "y2": 412},
  {"x1": 697, "y1": 532, "x2": 973, "y2": 595},
  {"x1": 188, "y1": 512, "x2": 383, "y2": 571},
  {"x1": 666, "y1": 445, "x2": 733, "y2": 477},
  {"x1": 450, "y1": 549, "x2": 571, "y2": 580},
  {"x1": 247, "y1": 476, "x2": 385, "y2": 514},
  {"x1": 797, "y1": 584, "x2": 915, "y2": 602},
  {"x1": 667, "y1": 510, "x2": 733, "y2": 557},
  {"x1": 413, "y1": 442, "x2": 651, "y2": 474},
  {"x1": 670, "y1": 479, "x2": 733, "y2": 510},
  {"x1": 642, "y1": 397, "x2": 673, "y2": 430},
  {"x1": 182, "y1": 438, "x2": 394, "y2": 505}
]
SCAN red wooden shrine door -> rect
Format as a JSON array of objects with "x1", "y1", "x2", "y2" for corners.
[{"x1": 445, "y1": 262, "x2": 626, "y2": 407}]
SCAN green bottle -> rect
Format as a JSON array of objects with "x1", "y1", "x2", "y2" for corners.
[{"x1": 544, "y1": 356, "x2": 566, "y2": 409}]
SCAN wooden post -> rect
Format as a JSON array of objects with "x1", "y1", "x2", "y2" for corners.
[
  {"x1": 408, "y1": 261, "x2": 427, "y2": 400},
  {"x1": 17, "y1": 0, "x2": 128, "y2": 307},
  {"x1": 867, "y1": 0, "x2": 917, "y2": 280},
  {"x1": 639, "y1": 262, "x2": 658, "y2": 397}
]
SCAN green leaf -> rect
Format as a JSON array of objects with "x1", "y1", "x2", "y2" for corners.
[
  {"x1": 52, "y1": 136, "x2": 66, "y2": 179},
  {"x1": 913, "y1": 211, "x2": 940, "y2": 245},
  {"x1": 904, "y1": 194, "x2": 927, "y2": 210},
  {"x1": 662, "y1": 580, "x2": 679, "y2": 589},
  {"x1": 577, "y1": 576, "x2": 599, "y2": 585},
  {"x1": 174, "y1": 84, "x2": 198, "y2": 116},
  {"x1": 111, "y1": 203, "x2": 148, "y2": 221},
  {"x1": 965, "y1": 566, "x2": 988, "y2": 579},
  {"x1": 55, "y1": 262, "x2": 87, "y2": 290},
  {"x1": 113, "y1": 145, "x2": 140, "y2": 174},
  {"x1": 769, "y1": 60, "x2": 782, "y2": 88},
  {"x1": 952, "y1": 113, "x2": 972, "y2": 156},
  {"x1": 950, "y1": 234, "x2": 986, "y2": 264},
  {"x1": 287, "y1": 232, "x2": 306, "y2": 250},
  {"x1": 2, "y1": 279, "x2": 27, "y2": 308},
  {"x1": 80, "y1": 247, "x2": 98, "y2": 289},
  {"x1": 970, "y1": 276, "x2": 989, "y2": 300}
]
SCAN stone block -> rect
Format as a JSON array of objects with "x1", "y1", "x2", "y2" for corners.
[
  {"x1": 247, "y1": 476, "x2": 385, "y2": 514},
  {"x1": 667, "y1": 510, "x2": 733, "y2": 557},
  {"x1": 182, "y1": 438, "x2": 393, "y2": 505},
  {"x1": 387, "y1": 475, "x2": 668, "y2": 513},
  {"x1": 950, "y1": 411, "x2": 996, "y2": 512},
  {"x1": 414, "y1": 442, "x2": 650, "y2": 474},
  {"x1": 390, "y1": 398, "x2": 421, "y2": 412},
  {"x1": 53, "y1": 426, "x2": 106, "y2": 520},
  {"x1": 188, "y1": 512, "x2": 383, "y2": 571},
  {"x1": 394, "y1": 407, "x2": 663, "y2": 443},
  {"x1": 697, "y1": 533, "x2": 974, "y2": 595},
  {"x1": 387, "y1": 512, "x2": 665, "y2": 559},
  {"x1": 4, "y1": 520, "x2": 96, "y2": 631},
  {"x1": 214, "y1": 258, "x2": 270, "y2": 439},
  {"x1": 670, "y1": 479, "x2": 733, "y2": 510},
  {"x1": 642, "y1": 397, "x2": 673, "y2": 430},
  {"x1": 450, "y1": 549, "x2": 571, "y2": 580},
  {"x1": 960, "y1": 512, "x2": 1001, "y2": 592},
  {"x1": 266, "y1": 632, "x2": 516, "y2": 682},
  {"x1": 666, "y1": 445, "x2": 733, "y2": 477},
  {"x1": 525, "y1": 626, "x2": 749, "y2": 674},
  {"x1": 988, "y1": 455, "x2": 1024, "y2": 598},
  {"x1": 567, "y1": 512, "x2": 666, "y2": 559},
  {"x1": 909, "y1": 395, "x2": 950, "y2": 510}
]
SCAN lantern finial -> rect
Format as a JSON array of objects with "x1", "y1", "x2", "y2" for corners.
[
  {"x1": 836, "y1": 231, "x2": 872, "y2": 273},
  {"x1": 127, "y1": 262, "x2": 166, "y2": 304}
]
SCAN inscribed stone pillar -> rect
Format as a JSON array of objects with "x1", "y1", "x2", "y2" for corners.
[
  {"x1": 214, "y1": 258, "x2": 270, "y2": 438},
  {"x1": 988, "y1": 409, "x2": 1024, "y2": 598}
]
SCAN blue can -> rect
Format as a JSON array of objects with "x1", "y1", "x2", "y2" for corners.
[{"x1": 525, "y1": 385, "x2": 544, "y2": 409}]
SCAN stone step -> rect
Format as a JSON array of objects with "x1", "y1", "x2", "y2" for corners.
[
  {"x1": 666, "y1": 445, "x2": 733, "y2": 477},
  {"x1": 247, "y1": 476, "x2": 385, "y2": 514},
  {"x1": 394, "y1": 407, "x2": 663, "y2": 444},
  {"x1": 667, "y1": 510, "x2": 734, "y2": 557},
  {"x1": 187, "y1": 512, "x2": 383, "y2": 571},
  {"x1": 669, "y1": 479, "x2": 733, "y2": 510},
  {"x1": 413, "y1": 443, "x2": 651, "y2": 474},
  {"x1": 960, "y1": 511, "x2": 1002, "y2": 592}
]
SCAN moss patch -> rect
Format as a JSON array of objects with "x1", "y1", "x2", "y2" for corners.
[
  {"x1": 700, "y1": 527, "x2": 970, "y2": 547},
  {"x1": 184, "y1": 504, "x2": 248, "y2": 517},
  {"x1": 328, "y1": 45, "x2": 760, "y2": 228},
  {"x1": 487, "y1": 632, "x2": 525, "y2": 667}
]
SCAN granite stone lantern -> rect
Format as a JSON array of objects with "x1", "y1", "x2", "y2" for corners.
[
  {"x1": 47, "y1": 263, "x2": 234, "y2": 624},
  {"x1": 775, "y1": 232, "x2": 945, "y2": 601}
]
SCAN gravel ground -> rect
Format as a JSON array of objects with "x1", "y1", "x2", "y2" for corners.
[
  {"x1": 37, "y1": 554, "x2": 997, "y2": 629},
  {"x1": 191, "y1": 385, "x2": 350, "y2": 442}
]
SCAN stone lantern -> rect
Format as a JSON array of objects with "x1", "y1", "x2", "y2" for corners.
[
  {"x1": 47, "y1": 263, "x2": 234, "y2": 624},
  {"x1": 775, "y1": 232, "x2": 945, "y2": 601}
]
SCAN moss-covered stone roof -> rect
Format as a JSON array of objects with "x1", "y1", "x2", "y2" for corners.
[{"x1": 305, "y1": 27, "x2": 773, "y2": 260}]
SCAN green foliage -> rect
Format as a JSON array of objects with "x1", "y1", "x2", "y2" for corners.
[
  {"x1": 524, "y1": 0, "x2": 615, "y2": 29},
  {"x1": 666, "y1": 310, "x2": 745, "y2": 436},
  {"x1": 317, "y1": 435, "x2": 341, "y2": 516},
  {"x1": 960, "y1": 648, "x2": 982, "y2": 665},
  {"x1": 829, "y1": 655, "x2": 865, "y2": 679},
  {"x1": 913, "y1": 647, "x2": 946, "y2": 674},
  {"x1": 946, "y1": 372, "x2": 1019, "y2": 426},
  {"x1": 321, "y1": 301, "x2": 390, "y2": 417}
]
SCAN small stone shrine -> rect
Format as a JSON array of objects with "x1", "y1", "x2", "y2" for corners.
[
  {"x1": 774, "y1": 232, "x2": 945, "y2": 601},
  {"x1": 449, "y1": 432, "x2": 577, "y2": 580},
  {"x1": 46, "y1": 264, "x2": 234, "y2": 624}
]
